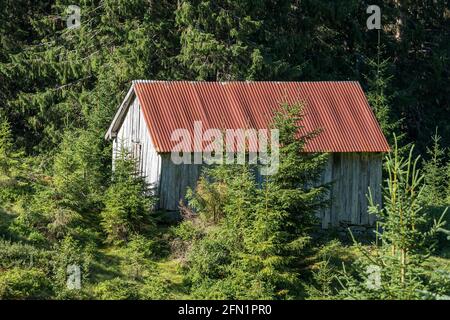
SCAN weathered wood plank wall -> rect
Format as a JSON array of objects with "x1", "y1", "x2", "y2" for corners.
[
  {"x1": 113, "y1": 97, "x2": 162, "y2": 193},
  {"x1": 156, "y1": 152, "x2": 383, "y2": 226},
  {"x1": 317, "y1": 153, "x2": 383, "y2": 229},
  {"x1": 158, "y1": 154, "x2": 203, "y2": 211}
]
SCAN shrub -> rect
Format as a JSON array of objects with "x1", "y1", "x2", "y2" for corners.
[
  {"x1": 138, "y1": 275, "x2": 170, "y2": 300},
  {"x1": 421, "y1": 130, "x2": 448, "y2": 207},
  {"x1": 306, "y1": 240, "x2": 355, "y2": 300},
  {"x1": 30, "y1": 187, "x2": 83, "y2": 242},
  {"x1": 185, "y1": 232, "x2": 232, "y2": 285},
  {"x1": 93, "y1": 278, "x2": 139, "y2": 300},
  {"x1": 0, "y1": 239, "x2": 52, "y2": 270},
  {"x1": 185, "y1": 172, "x2": 228, "y2": 223},
  {"x1": 52, "y1": 129, "x2": 105, "y2": 214},
  {"x1": 121, "y1": 234, "x2": 155, "y2": 280},
  {"x1": 7, "y1": 201, "x2": 48, "y2": 245},
  {"x1": 101, "y1": 155, "x2": 156, "y2": 244},
  {"x1": 171, "y1": 220, "x2": 203, "y2": 242},
  {"x1": 0, "y1": 268, "x2": 53, "y2": 299},
  {"x1": 51, "y1": 236, "x2": 94, "y2": 296},
  {"x1": 0, "y1": 116, "x2": 28, "y2": 204},
  {"x1": 169, "y1": 220, "x2": 206, "y2": 259}
]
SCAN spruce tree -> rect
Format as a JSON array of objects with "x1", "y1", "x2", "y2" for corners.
[
  {"x1": 421, "y1": 129, "x2": 448, "y2": 207},
  {"x1": 0, "y1": 0, "x2": 178, "y2": 242},
  {"x1": 365, "y1": 57, "x2": 399, "y2": 140},
  {"x1": 101, "y1": 152, "x2": 156, "y2": 245},
  {"x1": 0, "y1": 0, "x2": 178, "y2": 153},
  {"x1": 335, "y1": 137, "x2": 448, "y2": 299},
  {"x1": 0, "y1": 116, "x2": 28, "y2": 204},
  {"x1": 185, "y1": 102, "x2": 328, "y2": 299},
  {"x1": 237, "y1": 102, "x2": 328, "y2": 298},
  {"x1": 447, "y1": 160, "x2": 450, "y2": 205}
]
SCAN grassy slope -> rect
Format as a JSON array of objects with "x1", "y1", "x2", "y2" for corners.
[
  {"x1": 89, "y1": 246, "x2": 190, "y2": 299},
  {"x1": 86, "y1": 236, "x2": 450, "y2": 299}
]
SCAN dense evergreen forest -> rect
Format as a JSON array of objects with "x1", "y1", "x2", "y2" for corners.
[{"x1": 0, "y1": 0, "x2": 450, "y2": 300}]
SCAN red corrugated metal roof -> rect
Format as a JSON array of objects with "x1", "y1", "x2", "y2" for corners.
[{"x1": 132, "y1": 81, "x2": 390, "y2": 153}]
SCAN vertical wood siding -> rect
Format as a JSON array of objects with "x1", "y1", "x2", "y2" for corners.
[
  {"x1": 113, "y1": 98, "x2": 162, "y2": 193},
  {"x1": 155, "y1": 152, "x2": 382, "y2": 226},
  {"x1": 318, "y1": 153, "x2": 383, "y2": 228},
  {"x1": 158, "y1": 154, "x2": 203, "y2": 211}
]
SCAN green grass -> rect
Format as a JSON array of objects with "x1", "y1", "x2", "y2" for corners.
[
  {"x1": 90, "y1": 248, "x2": 123, "y2": 282},
  {"x1": 88, "y1": 246, "x2": 190, "y2": 299},
  {"x1": 156, "y1": 259, "x2": 190, "y2": 299}
]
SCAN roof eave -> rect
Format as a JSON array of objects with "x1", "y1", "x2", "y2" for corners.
[{"x1": 105, "y1": 85, "x2": 136, "y2": 140}]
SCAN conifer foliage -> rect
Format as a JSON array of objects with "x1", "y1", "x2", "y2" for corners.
[
  {"x1": 101, "y1": 153, "x2": 156, "y2": 245},
  {"x1": 422, "y1": 130, "x2": 449, "y2": 207},
  {"x1": 183, "y1": 103, "x2": 328, "y2": 299},
  {"x1": 335, "y1": 137, "x2": 449, "y2": 299},
  {"x1": 0, "y1": 117, "x2": 26, "y2": 203}
]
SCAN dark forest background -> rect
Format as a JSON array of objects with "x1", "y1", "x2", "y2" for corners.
[
  {"x1": 1, "y1": 0, "x2": 449, "y2": 156},
  {"x1": 0, "y1": 0, "x2": 449, "y2": 300}
]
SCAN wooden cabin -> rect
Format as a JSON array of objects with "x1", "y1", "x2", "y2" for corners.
[{"x1": 105, "y1": 81, "x2": 390, "y2": 229}]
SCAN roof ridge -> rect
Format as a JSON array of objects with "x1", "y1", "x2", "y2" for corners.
[{"x1": 132, "y1": 80, "x2": 360, "y2": 84}]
